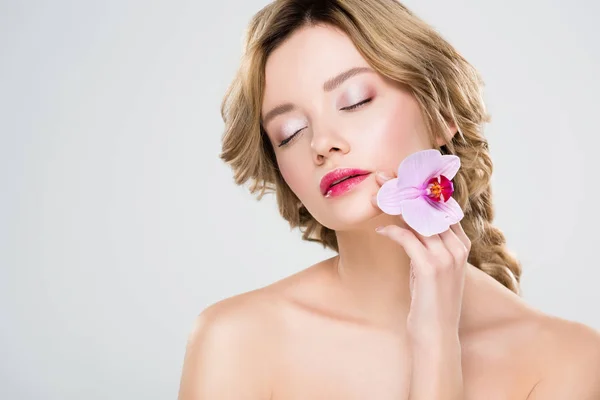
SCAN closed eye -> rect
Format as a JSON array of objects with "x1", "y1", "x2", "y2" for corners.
[
  {"x1": 278, "y1": 127, "x2": 305, "y2": 147},
  {"x1": 277, "y1": 98, "x2": 373, "y2": 147},
  {"x1": 340, "y1": 98, "x2": 372, "y2": 111}
]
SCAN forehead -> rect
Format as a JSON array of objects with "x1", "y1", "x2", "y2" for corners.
[{"x1": 263, "y1": 24, "x2": 370, "y2": 105}]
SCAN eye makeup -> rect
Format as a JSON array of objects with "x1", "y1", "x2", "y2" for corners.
[
  {"x1": 273, "y1": 83, "x2": 376, "y2": 148},
  {"x1": 278, "y1": 129, "x2": 304, "y2": 147},
  {"x1": 277, "y1": 119, "x2": 307, "y2": 147},
  {"x1": 337, "y1": 84, "x2": 373, "y2": 109},
  {"x1": 280, "y1": 119, "x2": 306, "y2": 137}
]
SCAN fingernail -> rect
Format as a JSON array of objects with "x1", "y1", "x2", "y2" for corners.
[
  {"x1": 375, "y1": 226, "x2": 385, "y2": 233},
  {"x1": 376, "y1": 171, "x2": 391, "y2": 180}
]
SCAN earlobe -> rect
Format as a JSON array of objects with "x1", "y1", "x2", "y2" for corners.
[{"x1": 435, "y1": 120, "x2": 458, "y2": 147}]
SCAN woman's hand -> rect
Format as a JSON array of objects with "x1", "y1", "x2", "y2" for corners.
[{"x1": 372, "y1": 170, "x2": 469, "y2": 399}]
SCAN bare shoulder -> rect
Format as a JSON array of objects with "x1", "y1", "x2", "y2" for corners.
[
  {"x1": 532, "y1": 314, "x2": 600, "y2": 369},
  {"x1": 177, "y1": 260, "x2": 330, "y2": 399},
  {"x1": 526, "y1": 314, "x2": 600, "y2": 399},
  {"x1": 178, "y1": 288, "x2": 283, "y2": 400},
  {"x1": 539, "y1": 314, "x2": 600, "y2": 348},
  {"x1": 461, "y1": 266, "x2": 600, "y2": 398}
]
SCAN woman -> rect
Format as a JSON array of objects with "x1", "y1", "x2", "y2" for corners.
[{"x1": 179, "y1": 0, "x2": 600, "y2": 398}]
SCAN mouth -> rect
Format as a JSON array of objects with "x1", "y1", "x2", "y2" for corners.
[{"x1": 320, "y1": 168, "x2": 372, "y2": 197}]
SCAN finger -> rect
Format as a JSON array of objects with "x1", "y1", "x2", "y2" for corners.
[
  {"x1": 371, "y1": 194, "x2": 378, "y2": 207},
  {"x1": 375, "y1": 170, "x2": 396, "y2": 186},
  {"x1": 375, "y1": 225, "x2": 429, "y2": 266},
  {"x1": 409, "y1": 261, "x2": 416, "y2": 295},
  {"x1": 418, "y1": 232, "x2": 450, "y2": 258},
  {"x1": 450, "y1": 222, "x2": 471, "y2": 252},
  {"x1": 373, "y1": 170, "x2": 397, "y2": 208},
  {"x1": 439, "y1": 228, "x2": 469, "y2": 266}
]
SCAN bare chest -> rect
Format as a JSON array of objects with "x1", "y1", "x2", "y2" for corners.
[{"x1": 269, "y1": 325, "x2": 535, "y2": 400}]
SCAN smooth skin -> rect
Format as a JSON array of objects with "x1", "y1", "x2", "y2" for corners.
[
  {"x1": 374, "y1": 181, "x2": 470, "y2": 398},
  {"x1": 179, "y1": 24, "x2": 600, "y2": 400},
  {"x1": 178, "y1": 168, "x2": 600, "y2": 400}
]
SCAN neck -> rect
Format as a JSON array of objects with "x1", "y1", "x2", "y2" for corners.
[
  {"x1": 330, "y1": 215, "x2": 413, "y2": 331},
  {"x1": 328, "y1": 219, "x2": 516, "y2": 336}
]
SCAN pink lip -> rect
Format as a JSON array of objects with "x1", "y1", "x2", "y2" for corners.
[{"x1": 320, "y1": 168, "x2": 372, "y2": 197}]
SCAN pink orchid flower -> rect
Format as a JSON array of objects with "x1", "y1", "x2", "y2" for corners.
[{"x1": 376, "y1": 149, "x2": 464, "y2": 237}]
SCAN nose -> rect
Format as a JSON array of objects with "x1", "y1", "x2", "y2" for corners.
[{"x1": 310, "y1": 123, "x2": 350, "y2": 164}]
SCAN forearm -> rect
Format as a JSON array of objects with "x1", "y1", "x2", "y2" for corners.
[{"x1": 408, "y1": 335, "x2": 464, "y2": 400}]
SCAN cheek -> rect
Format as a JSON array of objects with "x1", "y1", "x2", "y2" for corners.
[
  {"x1": 356, "y1": 96, "x2": 431, "y2": 168},
  {"x1": 277, "y1": 154, "x2": 312, "y2": 199}
]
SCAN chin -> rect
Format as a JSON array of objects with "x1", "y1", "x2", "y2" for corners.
[{"x1": 311, "y1": 190, "x2": 382, "y2": 232}]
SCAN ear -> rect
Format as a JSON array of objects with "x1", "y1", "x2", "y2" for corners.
[{"x1": 435, "y1": 119, "x2": 458, "y2": 147}]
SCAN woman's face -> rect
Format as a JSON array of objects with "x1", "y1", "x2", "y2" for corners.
[{"x1": 261, "y1": 24, "x2": 435, "y2": 231}]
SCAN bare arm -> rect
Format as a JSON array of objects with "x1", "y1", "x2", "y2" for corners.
[
  {"x1": 409, "y1": 335, "x2": 464, "y2": 400},
  {"x1": 177, "y1": 299, "x2": 273, "y2": 400}
]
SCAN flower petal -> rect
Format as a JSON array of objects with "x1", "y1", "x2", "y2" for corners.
[
  {"x1": 396, "y1": 149, "x2": 460, "y2": 189},
  {"x1": 431, "y1": 154, "x2": 460, "y2": 181},
  {"x1": 376, "y1": 178, "x2": 422, "y2": 215},
  {"x1": 395, "y1": 149, "x2": 442, "y2": 189},
  {"x1": 429, "y1": 196, "x2": 464, "y2": 224},
  {"x1": 401, "y1": 196, "x2": 463, "y2": 237}
]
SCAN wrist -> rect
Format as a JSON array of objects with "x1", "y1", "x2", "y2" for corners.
[
  {"x1": 409, "y1": 331, "x2": 461, "y2": 352},
  {"x1": 408, "y1": 335, "x2": 464, "y2": 400}
]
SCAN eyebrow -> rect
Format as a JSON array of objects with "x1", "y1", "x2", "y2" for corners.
[
  {"x1": 261, "y1": 66, "x2": 374, "y2": 127},
  {"x1": 323, "y1": 66, "x2": 373, "y2": 92}
]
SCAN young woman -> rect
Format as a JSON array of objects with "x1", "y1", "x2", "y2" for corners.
[{"x1": 178, "y1": 1, "x2": 600, "y2": 398}]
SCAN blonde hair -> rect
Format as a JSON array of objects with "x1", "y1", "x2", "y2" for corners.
[{"x1": 220, "y1": 0, "x2": 522, "y2": 294}]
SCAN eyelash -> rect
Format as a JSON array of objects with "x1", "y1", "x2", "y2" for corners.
[
  {"x1": 277, "y1": 98, "x2": 373, "y2": 147},
  {"x1": 341, "y1": 97, "x2": 372, "y2": 111}
]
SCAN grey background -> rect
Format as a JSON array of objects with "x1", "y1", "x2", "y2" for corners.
[{"x1": 1, "y1": 0, "x2": 599, "y2": 399}]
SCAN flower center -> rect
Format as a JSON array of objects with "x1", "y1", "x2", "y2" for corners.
[{"x1": 425, "y1": 175, "x2": 454, "y2": 202}]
